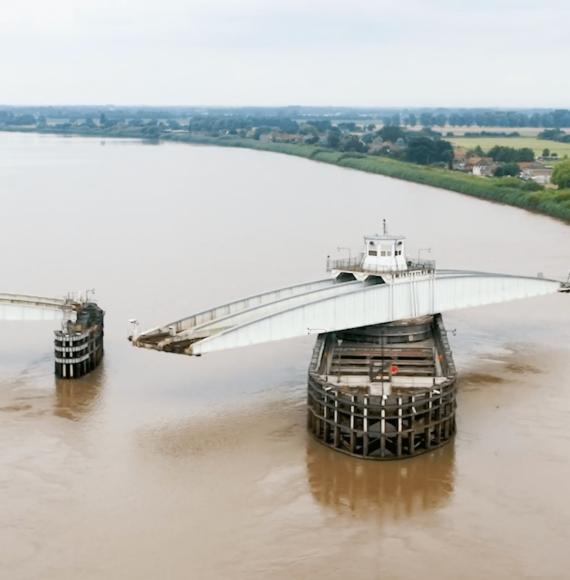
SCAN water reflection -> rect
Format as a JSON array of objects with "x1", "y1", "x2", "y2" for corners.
[
  {"x1": 306, "y1": 437, "x2": 455, "y2": 520},
  {"x1": 53, "y1": 364, "x2": 105, "y2": 421}
]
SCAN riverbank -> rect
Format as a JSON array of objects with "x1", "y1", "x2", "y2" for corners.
[{"x1": 3, "y1": 126, "x2": 570, "y2": 223}]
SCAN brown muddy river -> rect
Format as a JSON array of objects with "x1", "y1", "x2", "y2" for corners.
[{"x1": 1, "y1": 132, "x2": 569, "y2": 579}]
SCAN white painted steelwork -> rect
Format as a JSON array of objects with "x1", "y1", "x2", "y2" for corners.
[
  {"x1": 134, "y1": 278, "x2": 338, "y2": 341},
  {"x1": 133, "y1": 269, "x2": 567, "y2": 356},
  {"x1": 0, "y1": 293, "x2": 79, "y2": 321},
  {"x1": 362, "y1": 232, "x2": 407, "y2": 272}
]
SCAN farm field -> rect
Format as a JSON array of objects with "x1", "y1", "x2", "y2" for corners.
[
  {"x1": 450, "y1": 136, "x2": 570, "y2": 160},
  {"x1": 442, "y1": 125, "x2": 543, "y2": 137}
]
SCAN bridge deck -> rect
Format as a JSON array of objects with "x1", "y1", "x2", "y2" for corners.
[
  {"x1": 132, "y1": 269, "x2": 566, "y2": 356},
  {"x1": 0, "y1": 293, "x2": 81, "y2": 321}
]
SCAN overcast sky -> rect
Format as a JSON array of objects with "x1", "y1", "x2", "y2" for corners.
[{"x1": 1, "y1": 0, "x2": 568, "y2": 107}]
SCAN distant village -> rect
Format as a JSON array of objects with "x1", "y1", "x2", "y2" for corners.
[
  {"x1": 450, "y1": 148, "x2": 557, "y2": 185},
  {"x1": 241, "y1": 123, "x2": 563, "y2": 187}
]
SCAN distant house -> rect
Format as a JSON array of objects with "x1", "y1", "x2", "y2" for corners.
[
  {"x1": 257, "y1": 130, "x2": 303, "y2": 143},
  {"x1": 467, "y1": 156, "x2": 497, "y2": 177},
  {"x1": 452, "y1": 148, "x2": 468, "y2": 171},
  {"x1": 269, "y1": 131, "x2": 304, "y2": 144},
  {"x1": 519, "y1": 162, "x2": 553, "y2": 185},
  {"x1": 366, "y1": 136, "x2": 405, "y2": 154},
  {"x1": 368, "y1": 138, "x2": 389, "y2": 155}
]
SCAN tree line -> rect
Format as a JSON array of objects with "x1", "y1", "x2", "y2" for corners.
[
  {"x1": 538, "y1": 129, "x2": 570, "y2": 143},
  {"x1": 2, "y1": 107, "x2": 570, "y2": 129}
]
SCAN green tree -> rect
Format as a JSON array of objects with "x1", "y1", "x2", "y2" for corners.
[
  {"x1": 307, "y1": 120, "x2": 332, "y2": 132},
  {"x1": 488, "y1": 145, "x2": 534, "y2": 163},
  {"x1": 538, "y1": 128, "x2": 565, "y2": 140},
  {"x1": 11, "y1": 114, "x2": 36, "y2": 125},
  {"x1": 552, "y1": 160, "x2": 570, "y2": 189},
  {"x1": 338, "y1": 122, "x2": 356, "y2": 132},
  {"x1": 419, "y1": 112, "x2": 434, "y2": 127},
  {"x1": 542, "y1": 148, "x2": 550, "y2": 158},
  {"x1": 406, "y1": 137, "x2": 435, "y2": 164},
  {"x1": 340, "y1": 135, "x2": 367, "y2": 153},
  {"x1": 518, "y1": 147, "x2": 535, "y2": 162},
  {"x1": 405, "y1": 137, "x2": 452, "y2": 165},
  {"x1": 326, "y1": 129, "x2": 341, "y2": 149},
  {"x1": 377, "y1": 125, "x2": 405, "y2": 142},
  {"x1": 435, "y1": 140, "x2": 453, "y2": 167},
  {"x1": 434, "y1": 113, "x2": 447, "y2": 127},
  {"x1": 494, "y1": 163, "x2": 520, "y2": 177}
]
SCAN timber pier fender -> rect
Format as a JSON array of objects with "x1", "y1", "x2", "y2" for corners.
[
  {"x1": 307, "y1": 315, "x2": 457, "y2": 460},
  {"x1": 130, "y1": 222, "x2": 568, "y2": 461},
  {"x1": 54, "y1": 303, "x2": 105, "y2": 379},
  {"x1": 0, "y1": 292, "x2": 104, "y2": 379}
]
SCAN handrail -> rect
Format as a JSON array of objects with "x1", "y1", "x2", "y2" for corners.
[
  {"x1": 327, "y1": 254, "x2": 436, "y2": 274},
  {"x1": 0, "y1": 293, "x2": 81, "y2": 311}
]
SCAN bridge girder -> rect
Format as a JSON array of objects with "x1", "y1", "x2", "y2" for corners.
[
  {"x1": 132, "y1": 270, "x2": 566, "y2": 356},
  {"x1": 0, "y1": 293, "x2": 80, "y2": 321}
]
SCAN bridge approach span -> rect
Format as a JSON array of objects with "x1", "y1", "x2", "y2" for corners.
[
  {"x1": 0, "y1": 293, "x2": 80, "y2": 321},
  {"x1": 132, "y1": 270, "x2": 567, "y2": 356}
]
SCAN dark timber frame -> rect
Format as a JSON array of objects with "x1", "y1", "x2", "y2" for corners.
[
  {"x1": 307, "y1": 314, "x2": 457, "y2": 460},
  {"x1": 54, "y1": 303, "x2": 104, "y2": 379}
]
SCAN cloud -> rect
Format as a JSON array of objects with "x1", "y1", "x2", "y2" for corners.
[{"x1": 0, "y1": 0, "x2": 568, "y2": 106}]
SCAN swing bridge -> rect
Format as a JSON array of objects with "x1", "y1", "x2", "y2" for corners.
[{"x1": 130, "y1": 264, "x2": 569, "y2": 357}]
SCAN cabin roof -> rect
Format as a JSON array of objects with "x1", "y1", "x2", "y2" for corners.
[{"x1": 365, "y1": 233, "x2": 405, "y2": 242}]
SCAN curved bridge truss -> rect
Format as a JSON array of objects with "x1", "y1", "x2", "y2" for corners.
[{"x1": 132, "y1": 270, "x2": 567, "y2": 356}]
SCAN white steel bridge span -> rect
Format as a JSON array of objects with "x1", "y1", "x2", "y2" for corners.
[
  {"x1": 132, "y1": 269, "x2": 569, "y2": 356},
  {"x1": 0, "y1": 293, "x2": 81, "y2": 321}
]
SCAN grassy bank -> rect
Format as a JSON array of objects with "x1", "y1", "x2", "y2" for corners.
[
  {"x1": 3, "y1": 127, "x2": 570, "y2": 223},
  {"x1": 166, "y1": 133, "x2": 570, "y2": 223}
]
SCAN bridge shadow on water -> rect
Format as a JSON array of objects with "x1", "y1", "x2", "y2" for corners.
[{"x1": 305, "y1": 436, "x2": 456, "y2": 521}]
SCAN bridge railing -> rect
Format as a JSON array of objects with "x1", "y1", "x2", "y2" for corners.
[
  {"x1": 327, "y1": 253, "x2": 436, "y2": 275},
  {"x1": 0, "y1": 293, "x2": 82, "y2": 310}
]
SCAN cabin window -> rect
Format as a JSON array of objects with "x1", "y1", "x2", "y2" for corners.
[
  {"x1": 380, "y1": 251, "x2": 386, "y2": 256},
  {"x1": 368, "y1": 250, "x2": 377, "y2": 256},
  {"x1": 387, "y1": 251, "x2": 392, "y2": 256}
]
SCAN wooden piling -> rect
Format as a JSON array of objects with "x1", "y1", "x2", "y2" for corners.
[
  {"x1": 54, "y1": 303, "x2": 104, "y2": 380},
  {"x1": 307, "y1": 314, "x2": 457, "y2": 460}
]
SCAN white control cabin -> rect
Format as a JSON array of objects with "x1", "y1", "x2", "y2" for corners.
[{"x1": 362, "y1": 232, "x2": 407, "y2": 272}]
